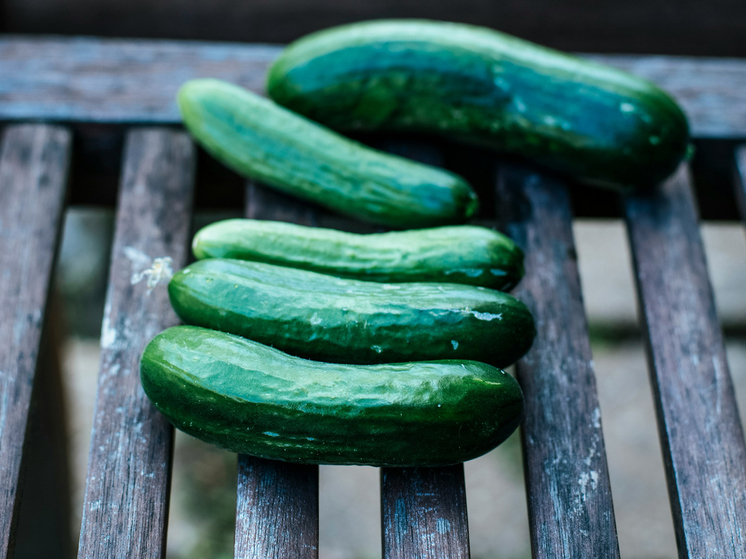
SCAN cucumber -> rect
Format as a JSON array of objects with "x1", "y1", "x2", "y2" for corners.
[
  {"x1": 178, "y1": 79, "x2": 478, "y2": 228},
  {"x1": 140, "y1": 325, "x2": 524, "y2": 466},
  {"x1": 168, "y1": 259, "x2": 535, "y2": 368},
  {"x1": 267, "y1": 20, "x2": 691, "y2": 190},
  {"x1": 192, "y1": 219, "x2": 524, "y2": 291}
]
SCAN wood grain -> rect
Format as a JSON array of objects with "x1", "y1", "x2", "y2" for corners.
[
  {"x1": 734, "y1": 145, "x2": 746, "y2": 226},
  {"x1": 0, "y1": 36, "x2": 279, "y2": 124},
  {"x1": 0, "y1": 124, "x2": 71, "y2": 559},
  {"x1": 623, "y1": 165, "x2": 746, "y2": 557},
  {"x1": 381, "y1": 465, "x2": 470, "y2": 559},
  {"x1": 0, "y1": 36, "x2": 744, "y2": 137},
  {"x1": 233, "y1": 180, "x2": 319, "y2": 559},
  {"x1": 494, "y1": 164, "x2": 620, "y2": 558},
  {"x1": 235, "y1": 457, "x2": 319, "y2": 559},
  {"x1": 76, "y1": 128, "x2": 195, "y2": 559},
  {"x1": 378, "y1": 140, "x2": 470, "y2": 559}
]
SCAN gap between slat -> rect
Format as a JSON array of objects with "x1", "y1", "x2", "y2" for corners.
[{"x1": 733, "y1": 145, "x2": 746, "y2": 227}]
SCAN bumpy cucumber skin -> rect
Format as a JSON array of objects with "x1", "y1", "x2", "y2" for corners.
[
  {"x1": 192, "y1": 219, "x2": 524, "y2": 291},
  {"x1": 168, "y1": 259, "x2": 535, "y2": 368},
  {"x1": 177, "y1": 79, "x2": 478, "y2": 228},
  {"x1": 267, "y1": 20, "x2": 690, "y2": 190},
  {"x1": 140, "y1": 325, "x2": 524, "y2": 466}
]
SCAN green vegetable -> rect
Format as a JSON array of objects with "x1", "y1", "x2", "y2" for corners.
[
  {"x1": 177, "y1": 79, "x2": 478, "y2": 227},
  {"x1": 168, "y1": 259, "x2": 535, "y2": 368},
  {"x1": 192, "y1": 219, "x2": 524, "y2": 291},
  {"x1": 140, "y1": 325, "x2": 524, "y2": 466},
  {"x1": 267, "y1": 19, "x2": 690, "y2": 190}
]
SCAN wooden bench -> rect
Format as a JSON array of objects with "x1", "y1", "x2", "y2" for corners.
[{"x1": 1, "y1": 35, "x2": 746, "y2": 558}]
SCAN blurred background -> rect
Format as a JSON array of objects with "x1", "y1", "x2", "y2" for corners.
[
  {"x1": 2, "y1": 0, "x2": 745, "y2": 56},
  {"x1": 2, "y1": 1, "x2": 744, "y2": 558}
]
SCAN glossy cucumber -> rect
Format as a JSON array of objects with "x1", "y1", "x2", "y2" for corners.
[
  {"x1": 192, "y1": 219, "x2": 524, "y2": 291},
  {"x1": 178, "y1": 79, "x2": 478, "y2": 228},
  {"x1": 140, "y1": 325, "x2": 524, "y2": 466},
  {"x1": 267, "y1": 19, "x2": 691, "y2": 190},
  {"x1": 168, "y1": 259, "x2": 535, "y2": 367}
]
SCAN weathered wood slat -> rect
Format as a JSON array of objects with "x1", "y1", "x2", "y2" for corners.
[
  {"x1": 0, "y1": 124, "x2": 71, "y2": 558},
  {"x1": 734, "y1": 146, "x2": 746, "y2": 226},
  {"x1": 77, "y1": 128, "x2": 195, "y2": 558},
  {"x1": 0, "y1": 36, "x2": 744, "y2": 137},
  {"x1": 623, "y1": 165, "x2": 746, "y2": 557},
  {"x1": 235, "y1": 457, "x2": 319, "y2": 559},
  {"x1": 378, "y1": 140, "x2": 470, "y2": 559},
  {"x1": 233, "y1": 180, "x2": 319, "y2": 559},
  {"x1": 0, "y1": 37, "x2": 279, "y2": 124},
  {"x1": 381, "y1": 465, "x2": 470, "y2": 559},
  {"x1": 494, "y1": 165, "x2": 620, "y2": 558}
]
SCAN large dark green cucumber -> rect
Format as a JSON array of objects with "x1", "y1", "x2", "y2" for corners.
[
  {"x1": 168, "y1": 259, "x2": 535, "y2": 367},
  {"x1": 267, "y1": 20, "x2": 691, "y2": 190},
  {"x1": 140, "y1": 325, "x2": 524, "y2": 466},
  {"x1": 192, "y1": 219, "x2": 524, "y2": 291},
  {"x1": 178, "y1": 79, "x2": 478, "y2": 228}
]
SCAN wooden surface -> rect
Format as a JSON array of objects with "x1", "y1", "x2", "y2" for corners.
[
  {"x1": 233, "y1": 180, "x2": 319, "y2": 559},
  {"x1": 0, "y1": 37, "x2": 278, "y2": 124},
  {"x1": 734, "y1": 146, "x2": 746, "y2": 226},
  {"x1": 494, "y1": 165, "x2": 620, "y2": 557},
  {"x1": 235, "y1": 457, "x2": 319, "y2": 559},
  {"x1": 0, "y1": 36, "x2": 745, "y2": 137},
  {"x1": 381, "y1": 465, "x2": 470, "y2": 559},
  {"x1": 0, "y1": 124, "x2": 71, "y2": 558},
  {"x1": 623, "y1": 165, "x2": 746, "y2": 557},
  {"x1": 77, "y1": 129, "x2": 195, "y2": 558}
]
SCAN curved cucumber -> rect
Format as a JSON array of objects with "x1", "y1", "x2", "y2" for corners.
[
  {"x1": 192, "y1": 219, "x2": 524, "y2": 291},
  {"x1": 178, "y1": 79, "x2": 478, "y2": 228},
  {"x1": 267, "y1": 20, "x2": 690, "y2": 190},
  {"x1": 140, "y1": 326, "x2": 524, "y2": 466},
  {"x1": 168, "y1": 259, "x2": 535, "y2": 367}
]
